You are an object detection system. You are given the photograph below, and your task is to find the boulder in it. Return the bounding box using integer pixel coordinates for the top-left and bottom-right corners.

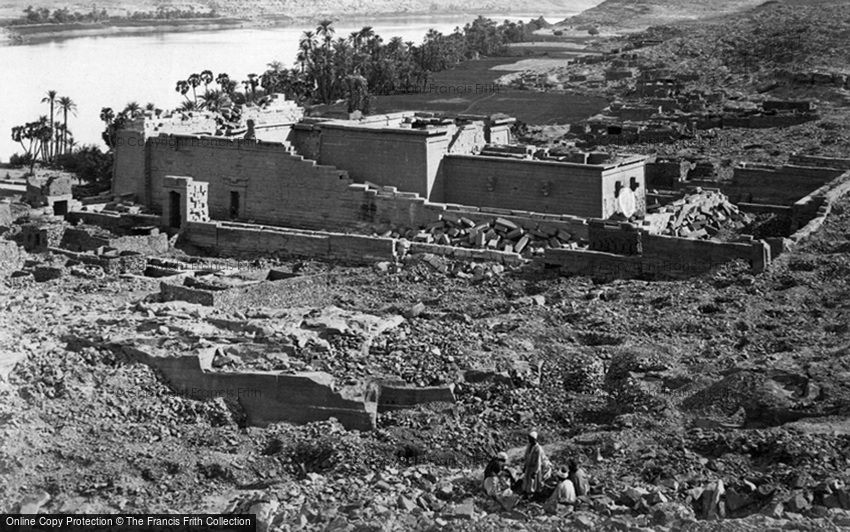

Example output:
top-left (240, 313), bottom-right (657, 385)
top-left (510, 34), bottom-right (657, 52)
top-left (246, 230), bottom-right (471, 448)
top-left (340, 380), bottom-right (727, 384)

top-left (248, 500), bottom-right (279, 532)
top-left (443, 498), bottom-right (475, 520)
top-left (651, 501), bottom-right (696, 525)
top-left (18, 491), bottom-right (51, 513)
top-left (33, 266), bottom-right (63, 282)
top-left (700, 480), bottom-right (725, 519)
top-left (786, 492), bottom-right (811, 513)
top-left (620, 486), bottom-right (650, 506)
top-left (725, 488), bottom-right (754, 512)
top-left (646, 491), bottom-right (668, 505)
top-left (435, 481), bottom-right (454, 500)
top-left (404, 302), bottom-right (426, 319)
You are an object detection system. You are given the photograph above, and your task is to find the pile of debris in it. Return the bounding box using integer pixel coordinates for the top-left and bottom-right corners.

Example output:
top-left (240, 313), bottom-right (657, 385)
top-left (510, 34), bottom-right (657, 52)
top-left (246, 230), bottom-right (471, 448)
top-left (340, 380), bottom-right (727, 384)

top-left (643, 189), bottom-right (753, 239)
top-left (388, 217), bottom-right (581, 255)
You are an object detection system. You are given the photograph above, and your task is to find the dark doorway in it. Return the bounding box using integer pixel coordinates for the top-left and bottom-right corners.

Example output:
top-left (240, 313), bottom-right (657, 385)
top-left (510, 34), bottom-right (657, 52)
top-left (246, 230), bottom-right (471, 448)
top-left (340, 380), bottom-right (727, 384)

top-left (52, 200), bottom-right (68, 216)
top-left (229, 191), bottom-right (240, 219)
top-left (169, 191), bottom-right (182, 229)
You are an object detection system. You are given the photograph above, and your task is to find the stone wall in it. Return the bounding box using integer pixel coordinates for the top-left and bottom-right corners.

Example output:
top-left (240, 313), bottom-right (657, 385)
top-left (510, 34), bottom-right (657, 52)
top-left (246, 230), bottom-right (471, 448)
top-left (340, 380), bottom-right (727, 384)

top-left (181, 221), bottom-right (397, 264)
top-left (788, 173), bottom-right (850, 238)
top-left (17, 223), bottom-right (66, 252)
top-left (646, 159), bottom-right (694, 188)
top-left (60, 228), bottom-right (168, 255)
top-left (160, 273), bottom-right (337, 309)
top-left (355, 184), bottom-right (592, 241)
top-left (146, 135), bottom-right (359, 231)
top-left (788, 154), bottom-right (850, 171)
top-left (442, 155), bottom-right (604, 218)
top-left (374, 382), bottom-right (456, 413)
top-left (544, 233), bottom-right (769, 280)
top-left (731, 164), bottom-right (844, 205)
top-left (112, 127), bottom-right (148, 200)
top-left (124, 346), bottom-right (377, 431)
top-left (543, 220), bottom-right (770, 279)
top-left (442, 155), bottom-right (645, 219)
top-left (311, 126), bottom-right (438, 199)
top-left (67, 211), bottom-right (162, 231)
top-left (51, 247), bottom-right (147, 274)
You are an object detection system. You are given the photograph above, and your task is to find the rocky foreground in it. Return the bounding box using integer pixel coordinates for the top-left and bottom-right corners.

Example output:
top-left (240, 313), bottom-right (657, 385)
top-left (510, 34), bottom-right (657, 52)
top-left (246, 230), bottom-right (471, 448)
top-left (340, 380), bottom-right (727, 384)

top-left (1, 192), bottom-right (850, 530)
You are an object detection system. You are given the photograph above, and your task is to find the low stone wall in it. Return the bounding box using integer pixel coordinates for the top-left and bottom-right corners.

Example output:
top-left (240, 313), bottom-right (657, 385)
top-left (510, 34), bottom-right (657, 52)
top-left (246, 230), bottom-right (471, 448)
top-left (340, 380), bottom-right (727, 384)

top-left (182, 221), bottom-right (397, 264)
top-left (788, 154), bottom-right (850, 171)
top-left (788, 173), bottom-right (850, 243)
top-left (50, 247), bottom-right (147, 274)
top-left (17, 223), bottom-right (66, 252)
top-left (542, 226), bottom-right (770, 280)
top-left (61, 227), bottom-right (168, 255)
top-left (123, 346), bottom-right (377, 431)
top-left (736, 203), bottom-right (792, 217)
top-left (67, 210), bottom-right (162, 231)
top-left (374, 382), bottom-right (456, 413)
top-left (160, 273), bottom-right (336, 308)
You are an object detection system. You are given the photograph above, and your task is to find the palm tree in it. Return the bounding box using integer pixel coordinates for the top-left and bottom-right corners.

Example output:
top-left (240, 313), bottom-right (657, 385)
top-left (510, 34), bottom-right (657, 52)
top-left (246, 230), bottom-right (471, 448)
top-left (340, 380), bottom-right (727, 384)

top-left (199, 89), bottom-right (227, 111)
top-left (187, 73), bottom-right (201, 102)
top-left (41, 90), bottom-right (57, 161)
top-left (200, 69), bottom-right (214, 89)
top-left (357, 26), bottom-right (374, 49)
top-left (100, 107), bottom-right (115, 124)
top-left (245, 74), bottom-right (259, 102)
top-left (297, 31), bottom-right (316, 73)
top-left (123, 101), bottom-right (142, 118)
top-left (215, 72), bottom-right (231, 92)
top-left (176, 80), bottom-right (191, 101)
top-left (267, 61), bottom-right (285, 73)
top-left (316, 19), bottom-right (335, 46)
top-left (57, 96), bottom-right (76, 155)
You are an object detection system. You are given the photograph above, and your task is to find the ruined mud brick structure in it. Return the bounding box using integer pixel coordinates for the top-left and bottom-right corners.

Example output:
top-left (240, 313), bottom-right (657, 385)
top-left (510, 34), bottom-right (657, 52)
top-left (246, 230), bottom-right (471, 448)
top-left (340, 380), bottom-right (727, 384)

top-left (24, 174), bottom-right (79, 215)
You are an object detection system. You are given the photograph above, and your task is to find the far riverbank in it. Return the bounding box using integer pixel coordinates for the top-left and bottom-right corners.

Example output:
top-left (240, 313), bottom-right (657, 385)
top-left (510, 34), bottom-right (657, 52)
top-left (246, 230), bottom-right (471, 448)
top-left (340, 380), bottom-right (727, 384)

top-left (0, 11), bottom-right (574, 46)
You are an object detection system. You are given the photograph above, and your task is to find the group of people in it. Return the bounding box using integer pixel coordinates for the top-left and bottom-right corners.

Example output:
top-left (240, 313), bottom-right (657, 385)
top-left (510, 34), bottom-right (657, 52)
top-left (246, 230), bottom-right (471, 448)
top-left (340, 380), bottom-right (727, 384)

top-left (482, 431), bottom-right (589, 513)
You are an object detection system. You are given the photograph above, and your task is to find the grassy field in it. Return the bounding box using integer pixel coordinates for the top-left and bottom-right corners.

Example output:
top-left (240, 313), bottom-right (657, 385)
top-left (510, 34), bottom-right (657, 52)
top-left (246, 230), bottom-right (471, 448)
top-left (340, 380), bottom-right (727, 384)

top-left (371, 56), bottom-right (607, 124)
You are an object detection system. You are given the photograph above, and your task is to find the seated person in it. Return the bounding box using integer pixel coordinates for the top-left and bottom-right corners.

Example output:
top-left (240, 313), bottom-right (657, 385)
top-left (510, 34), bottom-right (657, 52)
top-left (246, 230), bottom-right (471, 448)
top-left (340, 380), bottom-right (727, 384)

top-left (569, 459), bottom-right (590, 497)
top-left (545, 467), bottom-right (577, 513)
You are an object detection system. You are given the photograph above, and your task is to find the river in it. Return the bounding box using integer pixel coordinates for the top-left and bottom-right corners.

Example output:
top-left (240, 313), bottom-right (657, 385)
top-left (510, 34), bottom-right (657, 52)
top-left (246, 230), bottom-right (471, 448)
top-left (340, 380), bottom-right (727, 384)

top-left (0, 13), bottom-right (583, 160)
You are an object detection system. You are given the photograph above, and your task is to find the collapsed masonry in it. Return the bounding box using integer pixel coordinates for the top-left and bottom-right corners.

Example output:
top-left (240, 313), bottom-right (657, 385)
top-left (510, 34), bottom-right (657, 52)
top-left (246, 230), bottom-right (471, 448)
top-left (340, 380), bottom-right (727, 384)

top-left (114, 274), bottom-right (463, 431)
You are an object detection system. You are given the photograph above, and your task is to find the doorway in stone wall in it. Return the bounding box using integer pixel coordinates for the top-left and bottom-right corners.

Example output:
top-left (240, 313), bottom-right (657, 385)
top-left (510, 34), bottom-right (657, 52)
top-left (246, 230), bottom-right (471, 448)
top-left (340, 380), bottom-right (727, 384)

top-left (169, 191), bottom-right (182, 229)
top-left (229, 191), bottom-right (240, 219)
top-left (52, 200), bottom-right (68, 216)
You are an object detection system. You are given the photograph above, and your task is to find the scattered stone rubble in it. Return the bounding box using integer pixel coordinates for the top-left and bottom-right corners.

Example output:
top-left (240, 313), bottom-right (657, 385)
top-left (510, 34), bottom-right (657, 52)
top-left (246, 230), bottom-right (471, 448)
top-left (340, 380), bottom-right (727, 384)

top-left (643, 189), bottom-right (753, 239)
top-left (386, 215), bottom-right (582, 256)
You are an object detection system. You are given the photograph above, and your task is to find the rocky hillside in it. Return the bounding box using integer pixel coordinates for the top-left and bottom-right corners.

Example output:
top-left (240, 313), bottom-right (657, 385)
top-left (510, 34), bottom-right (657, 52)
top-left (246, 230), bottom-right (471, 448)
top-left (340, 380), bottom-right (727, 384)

top-left (559, 0), bottom-right (766, 30)
top-left (636, 0), bottom-right (850, 81)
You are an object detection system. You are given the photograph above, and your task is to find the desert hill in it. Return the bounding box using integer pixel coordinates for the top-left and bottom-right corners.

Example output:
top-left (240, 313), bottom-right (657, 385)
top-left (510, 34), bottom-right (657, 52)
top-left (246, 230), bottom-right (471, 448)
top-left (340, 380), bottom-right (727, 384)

top-left (559, 0), bottom-right (768, 30)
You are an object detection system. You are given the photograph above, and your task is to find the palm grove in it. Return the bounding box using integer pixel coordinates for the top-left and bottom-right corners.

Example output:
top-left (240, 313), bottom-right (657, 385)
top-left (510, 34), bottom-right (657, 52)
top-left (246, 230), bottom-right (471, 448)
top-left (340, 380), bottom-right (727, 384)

top-left (167, 16), bottom-right (548, 115)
